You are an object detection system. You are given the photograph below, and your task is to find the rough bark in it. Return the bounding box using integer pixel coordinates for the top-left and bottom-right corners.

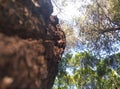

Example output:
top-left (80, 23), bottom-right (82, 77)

top-left (0, 0), bottom-right (66, 89)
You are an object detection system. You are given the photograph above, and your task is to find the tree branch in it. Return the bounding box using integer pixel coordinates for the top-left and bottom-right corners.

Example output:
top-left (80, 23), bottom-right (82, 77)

top-left (100, 26), bottom-right (120, 33)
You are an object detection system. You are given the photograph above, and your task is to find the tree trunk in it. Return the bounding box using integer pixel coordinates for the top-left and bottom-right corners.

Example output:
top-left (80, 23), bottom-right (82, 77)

top-left (0, 0), bottom-right (66, 89)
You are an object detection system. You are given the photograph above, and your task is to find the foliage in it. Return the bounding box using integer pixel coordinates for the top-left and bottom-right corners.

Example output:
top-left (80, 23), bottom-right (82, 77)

top-left (52, 0), bottom-right (120, 89)
top-left (78, 0), bottom-right (120, 54)
top-left (52, 0), bottom-right (120, 55)
top-left (53, 52), bottom-right (120, 89)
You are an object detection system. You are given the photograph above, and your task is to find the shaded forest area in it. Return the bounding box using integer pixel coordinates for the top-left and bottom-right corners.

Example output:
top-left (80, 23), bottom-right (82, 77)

top-left (0, 0), bottom-right (66, 89)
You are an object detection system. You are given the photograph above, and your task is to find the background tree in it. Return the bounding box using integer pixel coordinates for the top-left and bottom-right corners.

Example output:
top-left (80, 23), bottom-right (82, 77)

top-left (52, 0), bottom-right (120, 89)
top-left (78, 0), bottom-right (120, 54)
top-left (53, 52), bottom-right (120, 89)
top-left (52, 0), bottom-right (120, 55)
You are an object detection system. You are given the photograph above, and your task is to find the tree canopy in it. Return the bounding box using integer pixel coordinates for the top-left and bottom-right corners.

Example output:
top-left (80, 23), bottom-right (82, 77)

top-left (52, 0), bottom-right (120, 55)
top-left (52, 0), bottom-right (120, 89)
top-left (53, 52), bottom-right (120, 89)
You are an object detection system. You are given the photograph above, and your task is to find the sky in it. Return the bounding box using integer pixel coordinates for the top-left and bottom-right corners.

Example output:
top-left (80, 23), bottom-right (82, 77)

top-left (51, 0), bottom-right (93, 54)
top-left (51, 0), bottom-right (93, 37)
top-left (52, 0), bottom-right (92, 21)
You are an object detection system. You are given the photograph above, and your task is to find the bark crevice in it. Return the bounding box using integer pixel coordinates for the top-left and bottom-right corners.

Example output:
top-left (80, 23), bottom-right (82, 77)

top-left (0, 0), bottom-right (66, 89)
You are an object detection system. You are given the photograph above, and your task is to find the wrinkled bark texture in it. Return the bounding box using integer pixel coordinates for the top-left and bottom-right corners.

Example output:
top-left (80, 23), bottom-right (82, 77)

top-left (0, 0), bottom-right (66, 89)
